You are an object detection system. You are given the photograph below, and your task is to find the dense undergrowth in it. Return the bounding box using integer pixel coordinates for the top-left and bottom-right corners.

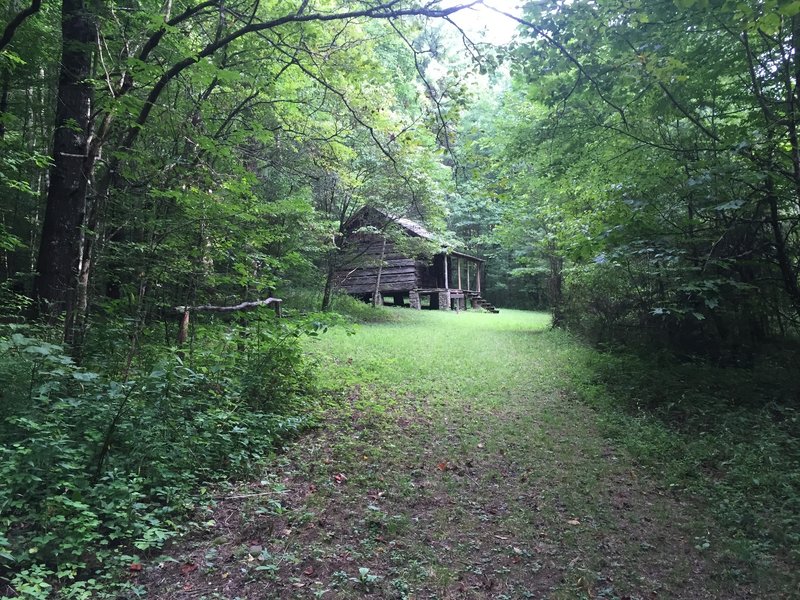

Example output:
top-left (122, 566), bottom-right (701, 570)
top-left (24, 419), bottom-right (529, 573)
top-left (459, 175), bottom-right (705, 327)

top-left (0, 313), bottom-right (321, 599)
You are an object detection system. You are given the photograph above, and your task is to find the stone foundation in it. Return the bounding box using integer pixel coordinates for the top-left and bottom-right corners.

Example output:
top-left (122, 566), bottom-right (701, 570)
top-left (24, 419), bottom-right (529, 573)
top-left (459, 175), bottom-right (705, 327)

top-left (409, 289), bottom-right (421, 310)
top-left (438, 290), bottom-right (451, 311)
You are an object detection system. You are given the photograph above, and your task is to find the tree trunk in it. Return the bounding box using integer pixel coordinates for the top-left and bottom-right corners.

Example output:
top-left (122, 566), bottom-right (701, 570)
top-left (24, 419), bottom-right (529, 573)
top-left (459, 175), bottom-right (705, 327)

top-left (547, 251), bottom-right (565, 328)
top-left (372, 237), bottom-right (386, 307)
top-left (0, 67), bottom-right (9, 140)
top-left (34, 0), bottom-right (95, 343)
top-left (321, 256), bottom-right (336, 312)
top-left (766, 177), bottom-right (800, 316)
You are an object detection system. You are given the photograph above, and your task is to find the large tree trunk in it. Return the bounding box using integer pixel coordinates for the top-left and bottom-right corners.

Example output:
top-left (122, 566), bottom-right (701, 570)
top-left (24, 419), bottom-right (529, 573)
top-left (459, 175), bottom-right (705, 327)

top-left (34, 0), bottom-right (95, 343)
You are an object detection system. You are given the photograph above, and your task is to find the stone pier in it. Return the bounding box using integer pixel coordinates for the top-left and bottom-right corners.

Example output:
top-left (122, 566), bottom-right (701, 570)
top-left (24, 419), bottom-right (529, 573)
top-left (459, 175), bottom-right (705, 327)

top-left (409, 289), bottom-right (421, 310)
top-left (438, 289), bottom-right (451, 311)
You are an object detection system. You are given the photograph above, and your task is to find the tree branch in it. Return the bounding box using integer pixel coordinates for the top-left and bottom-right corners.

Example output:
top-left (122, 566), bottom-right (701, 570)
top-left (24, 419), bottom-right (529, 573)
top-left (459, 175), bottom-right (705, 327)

top-left (119, 1), bottom-right (480, 153)
top-left (174, 297), bottom-right (282, 313)
top-left (488, 6), bottom-right (629, 127)
top-left (0, 0), bottom-right (41, 53)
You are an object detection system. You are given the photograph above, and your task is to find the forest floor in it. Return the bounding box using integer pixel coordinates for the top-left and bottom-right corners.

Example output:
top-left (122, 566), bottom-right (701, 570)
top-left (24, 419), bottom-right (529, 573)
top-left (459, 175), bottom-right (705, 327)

top-left (140, 310), bottom-right (796, 599)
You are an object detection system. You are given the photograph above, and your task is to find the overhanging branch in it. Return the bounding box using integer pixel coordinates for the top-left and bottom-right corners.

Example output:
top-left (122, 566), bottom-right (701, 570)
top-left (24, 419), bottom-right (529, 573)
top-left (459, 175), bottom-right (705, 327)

top-left (0, 0), bottom-right (42, 53)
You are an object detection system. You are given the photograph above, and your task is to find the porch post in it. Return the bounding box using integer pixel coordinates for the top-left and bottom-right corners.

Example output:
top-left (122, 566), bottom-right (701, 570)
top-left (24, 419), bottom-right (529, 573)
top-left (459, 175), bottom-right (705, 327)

top-left (477, 262), bottom-right (481, 294)
top-left (443, 254), bottom-right (449, 290)
top-left (457, 257), bottom-right (462, 290)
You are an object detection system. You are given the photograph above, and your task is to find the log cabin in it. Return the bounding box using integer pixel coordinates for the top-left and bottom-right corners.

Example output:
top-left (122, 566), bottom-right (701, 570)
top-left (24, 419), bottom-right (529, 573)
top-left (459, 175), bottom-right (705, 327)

top-left (334, 207), bottom-right (498, 312)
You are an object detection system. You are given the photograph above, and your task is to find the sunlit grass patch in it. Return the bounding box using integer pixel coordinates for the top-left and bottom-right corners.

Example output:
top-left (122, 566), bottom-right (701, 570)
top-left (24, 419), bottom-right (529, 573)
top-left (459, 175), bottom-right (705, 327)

top-left (305, 307), bottom-right (799, 596)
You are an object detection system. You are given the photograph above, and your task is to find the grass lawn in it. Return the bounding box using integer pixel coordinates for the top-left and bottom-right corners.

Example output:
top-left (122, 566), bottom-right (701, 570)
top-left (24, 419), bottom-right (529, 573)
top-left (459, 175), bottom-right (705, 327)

top-left (141, 309), bottom-right (798, 599)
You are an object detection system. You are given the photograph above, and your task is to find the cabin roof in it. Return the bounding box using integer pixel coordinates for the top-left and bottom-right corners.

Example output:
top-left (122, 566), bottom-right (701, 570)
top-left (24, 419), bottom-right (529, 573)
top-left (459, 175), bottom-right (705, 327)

top-left (451, 249), bottom-right (485, 263)
top-left (365, 207), bottom-right (437, 241)
top-left (393, 215), bottom-right (437, 241)
top-left (358, 206), bottom-right (484, 262)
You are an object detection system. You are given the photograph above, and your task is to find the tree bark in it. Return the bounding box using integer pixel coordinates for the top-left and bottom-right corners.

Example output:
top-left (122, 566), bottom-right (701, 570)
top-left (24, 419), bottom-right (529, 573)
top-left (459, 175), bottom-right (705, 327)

top-left (34, 0), bottom-right (95, 342)
top-left (548, 252), bottom-right (565, 328)
top-left (372, 237), bottom-right (387, 307)
top-left (766, 177), bottom-right (800, 316)
top-left (321, 257), bottom-right (336, 312)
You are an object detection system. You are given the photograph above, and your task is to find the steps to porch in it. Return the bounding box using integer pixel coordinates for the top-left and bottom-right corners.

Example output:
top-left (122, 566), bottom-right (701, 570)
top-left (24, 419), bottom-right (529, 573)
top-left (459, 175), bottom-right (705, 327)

top-left (466, 291), bottom-right (500, 313)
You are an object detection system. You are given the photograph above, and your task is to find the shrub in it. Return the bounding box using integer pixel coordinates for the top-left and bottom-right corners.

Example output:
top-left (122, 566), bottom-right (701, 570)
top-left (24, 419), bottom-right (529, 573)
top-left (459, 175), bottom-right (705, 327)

top-left (0, 319), bottom-right (316, 596)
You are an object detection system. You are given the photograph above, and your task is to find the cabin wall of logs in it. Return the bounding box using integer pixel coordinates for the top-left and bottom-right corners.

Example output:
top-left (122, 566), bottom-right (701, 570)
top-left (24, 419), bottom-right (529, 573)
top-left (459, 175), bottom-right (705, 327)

top-left (334, 235), bottom-right (496, 312)
top-left (333, 206), bottom-right (498, 312)
top-left (335, 235), bottom-right (420, 296)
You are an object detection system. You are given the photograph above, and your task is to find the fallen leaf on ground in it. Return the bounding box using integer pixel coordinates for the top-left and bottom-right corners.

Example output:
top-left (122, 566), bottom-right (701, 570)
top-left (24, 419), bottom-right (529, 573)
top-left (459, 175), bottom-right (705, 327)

top-left (334, 473), bottom-right (348, 483)
top-left (180, 563), bottom-right (197, 576)
top-left (129, 562), bottom-right (143, 572)
top-left (567, 519), bottom-right (581, 525)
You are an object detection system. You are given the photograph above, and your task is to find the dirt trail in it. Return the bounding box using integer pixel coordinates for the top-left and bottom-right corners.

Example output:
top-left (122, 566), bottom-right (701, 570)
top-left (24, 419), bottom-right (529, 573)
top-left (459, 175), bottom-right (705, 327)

top-left (141, 311), bottom-right (758, 599)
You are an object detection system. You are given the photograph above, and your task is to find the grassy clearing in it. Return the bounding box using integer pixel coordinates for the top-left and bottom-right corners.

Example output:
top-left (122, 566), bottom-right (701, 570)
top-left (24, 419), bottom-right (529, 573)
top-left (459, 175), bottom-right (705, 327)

top-left (141, 309), bottom-right (798, 599)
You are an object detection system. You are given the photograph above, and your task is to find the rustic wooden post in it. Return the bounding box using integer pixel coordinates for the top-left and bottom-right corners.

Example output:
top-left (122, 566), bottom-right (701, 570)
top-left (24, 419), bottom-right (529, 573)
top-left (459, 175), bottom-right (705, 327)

top-left (372, 237), bottom-right (387, 307)
top-left (457, 257), bottom-right (462, 290)
top-left (477, 262), bottom-right (481, 294)
top-left (177, 309), bottom-right (190, 346)
top-left (173, 297), bottom-right (282, 350)
top-left (443, 253), bottom-right (449, 290)
top-left (466, 261), bottom-right (471, 291)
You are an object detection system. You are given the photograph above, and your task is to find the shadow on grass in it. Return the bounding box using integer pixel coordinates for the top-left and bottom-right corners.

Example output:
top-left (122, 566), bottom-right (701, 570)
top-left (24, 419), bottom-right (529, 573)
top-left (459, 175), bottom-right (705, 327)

top-left (564, 339), bottom-right (800, 571)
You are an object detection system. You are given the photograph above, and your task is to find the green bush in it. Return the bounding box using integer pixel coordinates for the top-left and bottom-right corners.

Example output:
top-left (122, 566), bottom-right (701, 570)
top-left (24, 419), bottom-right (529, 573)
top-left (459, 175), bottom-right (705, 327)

top-left (282, 287), bottom-right (409, 323)
top-left (329, 293), bottom-right (410, 323)
top-left (0, 319), bottom-right (316, 597)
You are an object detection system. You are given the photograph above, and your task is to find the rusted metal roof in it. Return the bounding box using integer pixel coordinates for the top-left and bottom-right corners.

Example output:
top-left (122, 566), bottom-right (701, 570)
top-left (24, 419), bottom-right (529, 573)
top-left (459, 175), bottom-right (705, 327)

top-left (392, 215), bottom-right (437, 240)
top-left (450, 249), bottom-right (485, 262)
top-left (359, 206), bottom-right (483, 261)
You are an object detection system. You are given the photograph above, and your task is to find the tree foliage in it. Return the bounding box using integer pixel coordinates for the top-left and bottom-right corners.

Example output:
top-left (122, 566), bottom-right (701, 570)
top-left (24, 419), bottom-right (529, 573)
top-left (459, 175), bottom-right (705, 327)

top-left (0, 1), bottom-right (476, 594)
top-left (463, 0), bottom-right (800, 358)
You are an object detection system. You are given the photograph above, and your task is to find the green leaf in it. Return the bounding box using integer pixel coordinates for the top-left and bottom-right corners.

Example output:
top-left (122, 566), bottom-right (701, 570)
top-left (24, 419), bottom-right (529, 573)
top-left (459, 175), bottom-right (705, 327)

top-left (757, 12), bottom-right (782, 34)
top-left (778, 0), bottom-right (800, 16)
top-left (72, 372), bottom-right (100, 382)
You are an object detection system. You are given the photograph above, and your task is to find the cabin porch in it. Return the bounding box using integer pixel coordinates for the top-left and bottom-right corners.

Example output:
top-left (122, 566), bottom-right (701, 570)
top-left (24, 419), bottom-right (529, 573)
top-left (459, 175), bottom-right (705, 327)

top-left (405, 251), bottom-right (498, 313)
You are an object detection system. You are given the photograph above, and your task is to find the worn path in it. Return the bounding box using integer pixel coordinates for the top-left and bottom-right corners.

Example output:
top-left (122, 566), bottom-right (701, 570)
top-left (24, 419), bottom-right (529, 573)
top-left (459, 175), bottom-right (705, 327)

top-left (143, 310), bottom-right (758, 599)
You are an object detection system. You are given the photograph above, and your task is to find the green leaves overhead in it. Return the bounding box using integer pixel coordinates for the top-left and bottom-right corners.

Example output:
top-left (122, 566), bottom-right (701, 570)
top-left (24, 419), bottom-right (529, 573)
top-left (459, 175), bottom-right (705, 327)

top-left (456, 0), bottom-right (800, 351)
